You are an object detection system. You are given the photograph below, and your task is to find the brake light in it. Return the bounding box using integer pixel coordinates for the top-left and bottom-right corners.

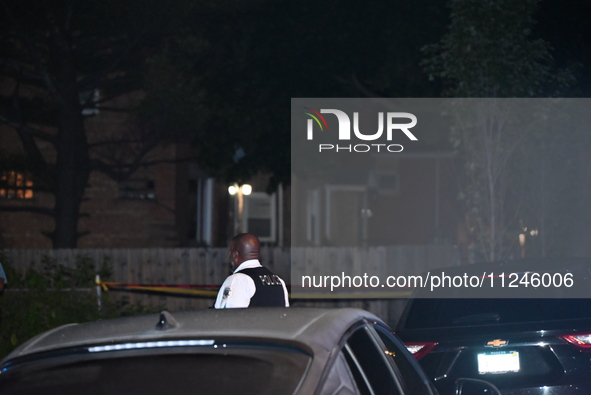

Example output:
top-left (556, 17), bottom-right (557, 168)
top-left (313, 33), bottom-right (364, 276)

top-left (404, 342), bottom-right (438, 360)
top-left (560, 332), bottom-right (591, 350)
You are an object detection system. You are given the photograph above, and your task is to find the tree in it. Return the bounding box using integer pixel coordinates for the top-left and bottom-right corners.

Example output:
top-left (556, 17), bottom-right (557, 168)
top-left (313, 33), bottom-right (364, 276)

top-left (423, 0), bottom-right (575, 261)
top-left (423, 0), bottom-right (572, 98)
top-left (514, 101), bottom-right (585, 257)
top-left (156, 0), bottom-right (448, 191)
top-left (0, 0), bottom-right (189, 247)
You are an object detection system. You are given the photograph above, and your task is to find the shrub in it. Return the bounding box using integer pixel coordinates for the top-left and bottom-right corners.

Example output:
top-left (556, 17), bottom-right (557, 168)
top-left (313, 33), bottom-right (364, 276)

top-left (0, 253), bottom-right (158, 359)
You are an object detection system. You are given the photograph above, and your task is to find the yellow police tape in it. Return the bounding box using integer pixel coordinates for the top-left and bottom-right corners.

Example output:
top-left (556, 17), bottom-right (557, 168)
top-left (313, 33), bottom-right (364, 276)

top-left (96, 280), bottom-right (412, 299)
top-left (96, 280), bottom-right (218, 297)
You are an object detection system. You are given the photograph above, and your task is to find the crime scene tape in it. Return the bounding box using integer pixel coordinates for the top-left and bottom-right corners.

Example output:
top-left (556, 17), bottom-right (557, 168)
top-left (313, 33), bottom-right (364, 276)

top-left (95, 279), bottom-right (412, 299)
top-left (96, 279), bottom-right (219, 297)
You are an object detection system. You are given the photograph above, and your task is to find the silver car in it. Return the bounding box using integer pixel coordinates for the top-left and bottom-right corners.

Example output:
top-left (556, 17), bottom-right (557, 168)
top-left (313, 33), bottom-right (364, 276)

top-left (0, 307), bottom-right (498, 394)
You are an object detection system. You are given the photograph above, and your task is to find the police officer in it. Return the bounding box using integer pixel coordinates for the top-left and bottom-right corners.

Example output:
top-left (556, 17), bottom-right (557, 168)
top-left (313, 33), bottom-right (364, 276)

top-left (214, 233), bottom-right (289, 308)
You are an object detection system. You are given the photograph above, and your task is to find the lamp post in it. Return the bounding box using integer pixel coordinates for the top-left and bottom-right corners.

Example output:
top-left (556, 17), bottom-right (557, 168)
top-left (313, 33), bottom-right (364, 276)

top-left (228, 183), bottom-right (252, 234)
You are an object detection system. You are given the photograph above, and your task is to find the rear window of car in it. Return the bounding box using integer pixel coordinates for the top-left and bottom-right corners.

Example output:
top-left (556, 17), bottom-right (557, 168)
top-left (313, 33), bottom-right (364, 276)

top-left (401, 298), bottom-right (591, 329)
top-left (0, 341), bottom-right (311, 395)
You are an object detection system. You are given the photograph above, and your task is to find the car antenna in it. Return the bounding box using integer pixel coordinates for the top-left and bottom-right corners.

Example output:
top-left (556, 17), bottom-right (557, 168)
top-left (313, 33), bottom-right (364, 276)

top-left (155, 311), bottom-right (179, 331)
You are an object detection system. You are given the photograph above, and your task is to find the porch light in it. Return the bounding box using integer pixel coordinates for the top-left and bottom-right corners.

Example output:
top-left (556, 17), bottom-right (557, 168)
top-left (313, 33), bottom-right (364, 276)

top-left (228, 184), bottom-right (252, 196)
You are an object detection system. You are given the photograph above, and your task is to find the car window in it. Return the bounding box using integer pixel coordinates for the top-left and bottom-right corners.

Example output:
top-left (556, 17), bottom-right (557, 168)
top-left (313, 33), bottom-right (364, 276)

top-left (373, 325), bottom-right (434, 395)
top-left (0, 342), bottom-right (311, 395)
top-left (341, 325), bottom-right (405, 395)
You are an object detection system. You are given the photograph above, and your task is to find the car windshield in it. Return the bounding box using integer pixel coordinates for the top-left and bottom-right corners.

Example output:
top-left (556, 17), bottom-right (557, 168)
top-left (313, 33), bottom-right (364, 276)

top-left (0, 340), bottom-right (312, 395)
top-left (402, 298), bottom-right (591, 329)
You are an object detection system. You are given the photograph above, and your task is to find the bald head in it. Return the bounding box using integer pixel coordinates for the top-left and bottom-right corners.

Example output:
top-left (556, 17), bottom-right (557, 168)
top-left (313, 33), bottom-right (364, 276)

top-left (229, 233), bottom-right (261, 269)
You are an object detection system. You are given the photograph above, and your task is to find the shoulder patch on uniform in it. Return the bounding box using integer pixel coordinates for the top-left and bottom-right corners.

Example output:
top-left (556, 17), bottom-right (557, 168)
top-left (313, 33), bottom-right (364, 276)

top-left (222, 286), bottom-right (232, 301)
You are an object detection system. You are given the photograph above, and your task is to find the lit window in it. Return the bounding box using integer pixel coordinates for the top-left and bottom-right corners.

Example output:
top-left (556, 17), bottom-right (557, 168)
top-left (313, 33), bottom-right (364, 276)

top-left (0, 171), bottom-right (34, 199)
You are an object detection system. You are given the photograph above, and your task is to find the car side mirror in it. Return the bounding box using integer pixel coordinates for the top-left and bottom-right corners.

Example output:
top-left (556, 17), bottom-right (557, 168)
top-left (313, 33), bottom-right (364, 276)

top-left (454, 378), bottom-right (502, 395)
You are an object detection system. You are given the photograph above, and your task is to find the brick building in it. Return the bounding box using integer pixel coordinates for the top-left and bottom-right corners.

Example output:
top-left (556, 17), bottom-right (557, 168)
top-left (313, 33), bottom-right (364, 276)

top-left (0, 88), bottom-right (289, 249)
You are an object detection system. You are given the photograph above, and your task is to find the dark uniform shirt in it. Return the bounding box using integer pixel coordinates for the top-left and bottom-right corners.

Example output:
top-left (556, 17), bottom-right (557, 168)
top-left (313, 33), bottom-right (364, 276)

top-left (239, 267), bottom-right (286, 307)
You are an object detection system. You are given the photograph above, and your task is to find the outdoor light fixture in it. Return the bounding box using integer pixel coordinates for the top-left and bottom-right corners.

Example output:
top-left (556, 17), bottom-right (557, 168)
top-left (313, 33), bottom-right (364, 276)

top-left (240, 184), bottom-right (252, 195)
top-left (228, 183), bottom-right (253, 234)
top-left (228, 184), bottom-right (252, 196)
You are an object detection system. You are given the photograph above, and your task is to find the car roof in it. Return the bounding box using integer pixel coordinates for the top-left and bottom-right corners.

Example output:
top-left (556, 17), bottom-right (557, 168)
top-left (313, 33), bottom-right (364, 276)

top-left (435, 257), bottom-right (591, 275)
top-left (4, 307), bottom-right (382, 362)
top-left (412, 257), bottom-right (591, 298)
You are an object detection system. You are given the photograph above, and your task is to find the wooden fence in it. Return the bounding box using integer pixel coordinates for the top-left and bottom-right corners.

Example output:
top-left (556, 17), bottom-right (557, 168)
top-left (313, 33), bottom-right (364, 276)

top-left (2, 245), bottom-right (460, 325)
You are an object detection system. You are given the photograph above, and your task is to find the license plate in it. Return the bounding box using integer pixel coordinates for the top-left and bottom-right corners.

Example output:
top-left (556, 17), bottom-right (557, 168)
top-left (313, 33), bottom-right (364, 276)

top-left (477, 351), bottom-right (520, 374)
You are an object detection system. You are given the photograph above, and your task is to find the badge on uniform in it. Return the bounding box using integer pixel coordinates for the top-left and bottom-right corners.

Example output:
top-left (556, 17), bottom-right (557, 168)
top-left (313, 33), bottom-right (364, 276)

top-left (222, 286), bottom-right (232, 301)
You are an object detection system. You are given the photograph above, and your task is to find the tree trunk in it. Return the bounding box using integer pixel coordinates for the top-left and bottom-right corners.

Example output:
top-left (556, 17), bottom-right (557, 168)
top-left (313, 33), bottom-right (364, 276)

top-left (53, 114), bottom-right (89, 248)
top-left (51, 28), bottom-right (91, 248)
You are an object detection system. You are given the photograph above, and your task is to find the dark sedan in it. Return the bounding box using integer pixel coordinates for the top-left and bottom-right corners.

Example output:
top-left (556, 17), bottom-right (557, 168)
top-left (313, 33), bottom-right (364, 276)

top-left (396, 258), bottom-right (591, 395)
